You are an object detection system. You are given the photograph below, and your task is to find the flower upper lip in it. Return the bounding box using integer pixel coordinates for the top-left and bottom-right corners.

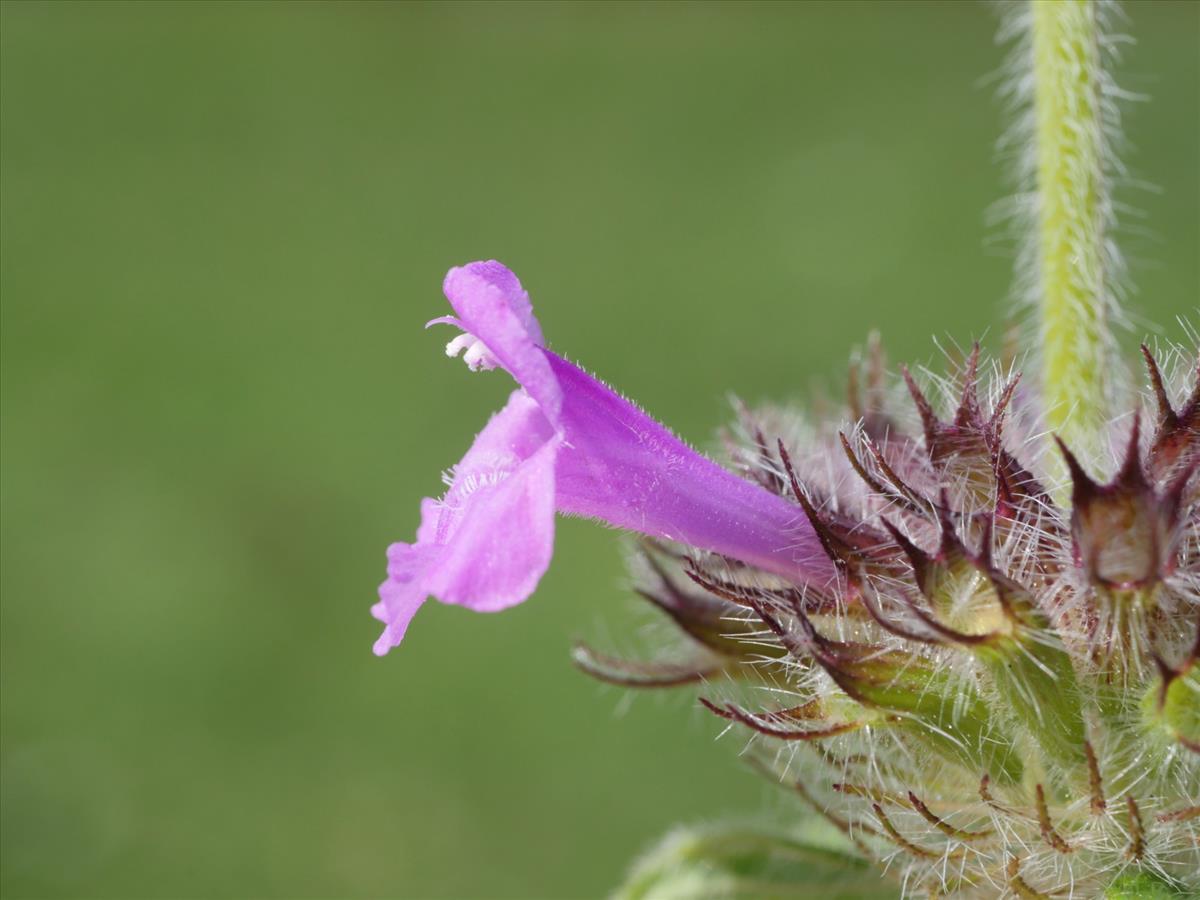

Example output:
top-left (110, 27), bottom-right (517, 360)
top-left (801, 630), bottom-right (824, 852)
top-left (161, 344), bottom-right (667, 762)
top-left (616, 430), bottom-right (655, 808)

top-left (438, 261), bottom-right (560, 421)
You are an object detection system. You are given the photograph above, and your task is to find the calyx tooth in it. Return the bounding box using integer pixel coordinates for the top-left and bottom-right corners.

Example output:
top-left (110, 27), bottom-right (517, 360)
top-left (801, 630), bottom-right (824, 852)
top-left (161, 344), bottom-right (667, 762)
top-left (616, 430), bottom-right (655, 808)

top-left (1058, 416), bottom-right (1186, 590)
top-left (1142, 345), bottom-right (1200, 483)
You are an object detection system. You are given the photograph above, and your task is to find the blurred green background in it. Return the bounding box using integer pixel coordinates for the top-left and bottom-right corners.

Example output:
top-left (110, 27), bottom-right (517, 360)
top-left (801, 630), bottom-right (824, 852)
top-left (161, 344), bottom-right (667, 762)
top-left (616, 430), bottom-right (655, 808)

top-left (1, 1), bottom-right (1195, 897)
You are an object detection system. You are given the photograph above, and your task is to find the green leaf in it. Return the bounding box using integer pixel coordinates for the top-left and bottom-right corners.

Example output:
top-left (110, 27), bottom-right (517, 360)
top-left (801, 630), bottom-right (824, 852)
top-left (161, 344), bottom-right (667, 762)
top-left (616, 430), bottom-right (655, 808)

top-left (613, 821), bottom-right (896, 900)
top-left (1104, 871), bottom-right (1194, 899)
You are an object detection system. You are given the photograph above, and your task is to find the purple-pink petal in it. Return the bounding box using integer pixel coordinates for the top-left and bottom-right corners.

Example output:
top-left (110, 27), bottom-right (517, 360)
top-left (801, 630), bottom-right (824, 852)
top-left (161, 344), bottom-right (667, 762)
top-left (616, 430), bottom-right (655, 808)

top-left (373, 391), bottom-right (561, 656)
top-left (373, 260), bottom-right (833, 655)
top-left (547, 352), bottom-right (830, 582)
top-left (423, 391), bottom-right (558, 610)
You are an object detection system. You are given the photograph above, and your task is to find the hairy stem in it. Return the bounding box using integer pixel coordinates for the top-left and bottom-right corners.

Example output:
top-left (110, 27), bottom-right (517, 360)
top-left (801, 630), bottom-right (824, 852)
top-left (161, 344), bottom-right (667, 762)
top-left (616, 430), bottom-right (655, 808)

top-left (1030, 0), bottom-right (1113, 453)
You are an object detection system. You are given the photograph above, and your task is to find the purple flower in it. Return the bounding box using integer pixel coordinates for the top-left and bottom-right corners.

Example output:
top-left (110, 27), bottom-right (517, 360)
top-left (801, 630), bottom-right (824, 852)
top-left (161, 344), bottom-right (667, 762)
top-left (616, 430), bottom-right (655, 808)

top-left (372, 261), bottom-right (833, 655)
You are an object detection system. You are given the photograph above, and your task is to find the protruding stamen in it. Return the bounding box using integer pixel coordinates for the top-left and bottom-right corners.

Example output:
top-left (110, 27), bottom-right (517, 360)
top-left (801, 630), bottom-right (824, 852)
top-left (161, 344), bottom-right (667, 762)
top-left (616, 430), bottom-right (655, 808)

top-left (444, 332), bottom-right (475, 359)
top-left (443, 331), bottom-right (498, 371)
top-left (461, 339), bottom-right (495, 371)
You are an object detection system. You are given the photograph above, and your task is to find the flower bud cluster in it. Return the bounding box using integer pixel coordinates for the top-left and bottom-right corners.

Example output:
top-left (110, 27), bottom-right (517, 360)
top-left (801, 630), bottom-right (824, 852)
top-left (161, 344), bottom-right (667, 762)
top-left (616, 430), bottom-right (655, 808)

top-left (578, 341), bottom-right (1199, 897)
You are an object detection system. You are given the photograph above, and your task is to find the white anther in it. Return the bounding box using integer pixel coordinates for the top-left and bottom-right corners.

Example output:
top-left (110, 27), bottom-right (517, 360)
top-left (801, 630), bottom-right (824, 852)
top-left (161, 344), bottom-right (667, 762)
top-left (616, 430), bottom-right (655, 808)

top-left (462, 340), bottom-right (497, 371)
top-left (445, 330), bottom-right (498, 371)
top-left (445, 333), bottom-right (475, 359)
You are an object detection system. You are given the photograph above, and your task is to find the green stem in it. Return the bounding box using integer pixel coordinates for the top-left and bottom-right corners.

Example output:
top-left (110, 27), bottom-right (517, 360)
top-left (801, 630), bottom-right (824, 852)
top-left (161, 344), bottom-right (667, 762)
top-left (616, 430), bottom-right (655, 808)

top-left (1030, 0), bottom-right (1112, 454)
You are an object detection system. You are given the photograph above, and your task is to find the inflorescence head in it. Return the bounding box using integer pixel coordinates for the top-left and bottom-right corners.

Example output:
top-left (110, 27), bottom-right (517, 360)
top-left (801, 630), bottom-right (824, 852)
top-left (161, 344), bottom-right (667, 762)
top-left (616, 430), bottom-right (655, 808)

top-left (577, 340), bottom-right (1199, 897)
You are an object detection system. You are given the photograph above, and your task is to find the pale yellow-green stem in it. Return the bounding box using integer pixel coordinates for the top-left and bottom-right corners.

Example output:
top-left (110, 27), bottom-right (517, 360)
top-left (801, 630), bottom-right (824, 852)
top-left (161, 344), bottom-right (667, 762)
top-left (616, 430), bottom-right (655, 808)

top-left (1031, 0), bottom-right (1113, 456)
